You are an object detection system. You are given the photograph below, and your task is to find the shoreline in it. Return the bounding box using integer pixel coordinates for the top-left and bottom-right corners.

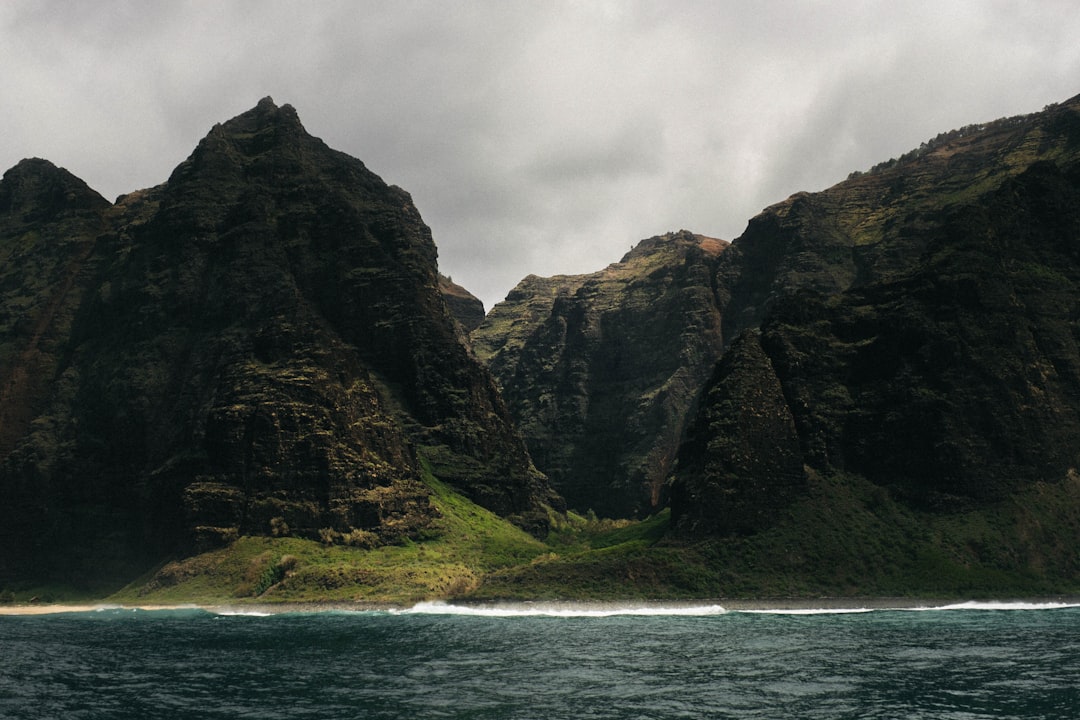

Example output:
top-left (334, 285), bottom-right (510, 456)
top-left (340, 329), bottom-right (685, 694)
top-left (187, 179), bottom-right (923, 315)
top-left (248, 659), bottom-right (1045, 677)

top-left (3, 596), bottom-right (1080, 617)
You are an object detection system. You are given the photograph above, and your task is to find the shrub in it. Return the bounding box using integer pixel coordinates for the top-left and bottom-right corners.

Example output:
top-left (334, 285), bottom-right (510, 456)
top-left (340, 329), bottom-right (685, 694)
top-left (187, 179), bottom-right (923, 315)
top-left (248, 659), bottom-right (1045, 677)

top-left (342, 529), bottom-right (378, 548)
top-left (250, 555), bottom-right (297, 597)
top-left (270, 516), bottom-right (290, 537)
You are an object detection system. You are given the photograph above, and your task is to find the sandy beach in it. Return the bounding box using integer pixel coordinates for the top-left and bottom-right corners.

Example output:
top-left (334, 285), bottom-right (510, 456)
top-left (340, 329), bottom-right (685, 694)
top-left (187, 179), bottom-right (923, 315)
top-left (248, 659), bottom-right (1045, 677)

top-left (3, 596), bottom-right (1079, 617)
top-left (0, 603), bottom-right (201, 616)
top-left (0, 601), bottom-right (394, 616)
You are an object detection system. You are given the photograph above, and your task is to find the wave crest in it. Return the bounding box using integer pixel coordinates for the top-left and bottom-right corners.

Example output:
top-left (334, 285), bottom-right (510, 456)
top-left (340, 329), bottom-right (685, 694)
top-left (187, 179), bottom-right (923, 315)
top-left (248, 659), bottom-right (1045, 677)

top-left (399, 601), bottom-right (730, 617)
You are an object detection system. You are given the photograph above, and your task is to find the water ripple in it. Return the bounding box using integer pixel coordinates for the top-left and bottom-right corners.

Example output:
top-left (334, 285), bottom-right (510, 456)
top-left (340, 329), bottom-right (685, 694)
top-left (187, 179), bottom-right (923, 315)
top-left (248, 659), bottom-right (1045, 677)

top-left (1, 605), bottom-right (1077, 719)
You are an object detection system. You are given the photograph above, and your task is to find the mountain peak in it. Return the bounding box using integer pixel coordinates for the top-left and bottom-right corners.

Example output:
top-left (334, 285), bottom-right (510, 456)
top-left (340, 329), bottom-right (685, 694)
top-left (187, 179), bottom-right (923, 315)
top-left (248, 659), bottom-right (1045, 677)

top-left (221, 96), bottom-right (303, 134)
top-left (166, 98), bottom-right (320, 188)
top-left (209, 96), bottom-right (307, 149)
top-left (0, 157), bottom-right (109, 220)
top-left (619, 230), bottom-right (728, 264)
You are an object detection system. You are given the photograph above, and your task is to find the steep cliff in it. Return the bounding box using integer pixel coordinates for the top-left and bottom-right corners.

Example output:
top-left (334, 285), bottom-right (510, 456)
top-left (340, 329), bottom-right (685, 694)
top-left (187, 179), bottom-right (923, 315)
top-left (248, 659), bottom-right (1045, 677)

top-left (473, 231), bottom-right (727, 517)
top-left (0, 159), bottom-right (110, 458)
top-left (0, 98), bottom-right (554, 586)
top-left (439, 274), bottom-right (485, 335)
top-left (672, 93), bottom-right (1080, 534)
top-left (668, 331), bottom-right (804, 535)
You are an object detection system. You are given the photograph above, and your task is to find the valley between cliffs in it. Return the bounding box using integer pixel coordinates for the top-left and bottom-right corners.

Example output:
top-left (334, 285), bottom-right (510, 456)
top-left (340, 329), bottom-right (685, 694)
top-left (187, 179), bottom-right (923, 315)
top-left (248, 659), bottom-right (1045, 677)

top-left (3, 94), bottom-right (1080, 605)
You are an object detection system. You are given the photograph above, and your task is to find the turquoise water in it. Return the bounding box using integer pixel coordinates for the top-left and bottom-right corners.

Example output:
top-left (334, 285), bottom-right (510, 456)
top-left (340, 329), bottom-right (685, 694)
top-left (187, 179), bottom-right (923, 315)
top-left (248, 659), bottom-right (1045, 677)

top-left (1, 601), bottom-right (1078, 719)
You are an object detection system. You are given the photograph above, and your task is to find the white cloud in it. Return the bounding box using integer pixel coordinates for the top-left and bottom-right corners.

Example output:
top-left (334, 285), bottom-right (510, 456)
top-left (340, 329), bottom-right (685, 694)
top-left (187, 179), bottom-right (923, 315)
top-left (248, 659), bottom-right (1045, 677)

top-left (2, 0), bottom-right (1079, 308)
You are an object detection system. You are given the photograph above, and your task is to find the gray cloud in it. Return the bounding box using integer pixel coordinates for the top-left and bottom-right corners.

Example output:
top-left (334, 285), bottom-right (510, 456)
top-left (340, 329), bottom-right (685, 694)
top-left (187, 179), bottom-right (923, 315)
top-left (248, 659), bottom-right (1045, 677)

top-left (3, 0), bottom-right (1079, 309)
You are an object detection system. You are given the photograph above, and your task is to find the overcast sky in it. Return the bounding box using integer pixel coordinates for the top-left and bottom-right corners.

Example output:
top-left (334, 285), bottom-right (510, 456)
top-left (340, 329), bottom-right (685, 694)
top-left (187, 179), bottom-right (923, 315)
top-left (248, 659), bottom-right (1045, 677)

top-left (3, 1), bottom-right (1080, 309)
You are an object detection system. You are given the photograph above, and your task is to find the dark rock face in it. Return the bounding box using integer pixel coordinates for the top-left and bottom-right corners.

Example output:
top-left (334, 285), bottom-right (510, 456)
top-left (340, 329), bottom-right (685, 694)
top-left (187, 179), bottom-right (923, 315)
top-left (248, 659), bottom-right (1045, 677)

top-left (0, 98), bottom-right (554, 584)
top-left (472, 231), bottom-right (727, 517)
top-left (0, 159), bottom-right (110, 458)
top-left (439, 274), bottom-right (485, 334)
top-left (671, 94), bottom-right (1080, 533)
top-left (669, 331), bottom-right (804, 535)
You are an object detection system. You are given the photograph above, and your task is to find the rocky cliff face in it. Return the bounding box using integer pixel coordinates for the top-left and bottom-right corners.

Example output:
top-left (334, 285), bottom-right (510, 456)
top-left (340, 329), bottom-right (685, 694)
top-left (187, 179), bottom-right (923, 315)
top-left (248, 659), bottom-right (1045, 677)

top-left (472, 231), bottom-right (727, 517)
top-left (0, 98), bottom-right (554, 584)
top-left (669, 331), bottom-right (804, 535)
top-left (0, 159), bottom-right (110, 459)
top-left (671, 93), bottom-right (1080, 534)
top-left (439, 274), bottom-right (485, 335)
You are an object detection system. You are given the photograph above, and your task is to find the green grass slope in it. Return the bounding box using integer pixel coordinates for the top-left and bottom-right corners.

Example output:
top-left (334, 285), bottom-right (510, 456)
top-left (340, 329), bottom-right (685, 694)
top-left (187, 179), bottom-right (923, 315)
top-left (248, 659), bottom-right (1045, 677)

top-left (105, 469), bottom-right (549, 605)
top-left (472, 469), bottom-right (1080, 602)
top-left (72, 465), bottom-right (1078, 607)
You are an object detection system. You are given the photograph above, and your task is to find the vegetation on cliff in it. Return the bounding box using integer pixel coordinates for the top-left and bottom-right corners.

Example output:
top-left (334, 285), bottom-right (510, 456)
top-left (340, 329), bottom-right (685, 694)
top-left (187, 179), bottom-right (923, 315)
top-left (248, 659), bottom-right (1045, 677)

top-left (10, 462), bottom-right (1076, 604)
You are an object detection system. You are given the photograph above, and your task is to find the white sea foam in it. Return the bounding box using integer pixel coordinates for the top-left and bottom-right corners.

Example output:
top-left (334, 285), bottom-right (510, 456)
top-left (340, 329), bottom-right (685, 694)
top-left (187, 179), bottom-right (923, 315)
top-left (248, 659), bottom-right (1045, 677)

top-left (740, 600), bottom-right (1080, 614)
top-left (912, 600), bottom-right (1080, 612)
top-left (400, 600), bottom-right (729, 617)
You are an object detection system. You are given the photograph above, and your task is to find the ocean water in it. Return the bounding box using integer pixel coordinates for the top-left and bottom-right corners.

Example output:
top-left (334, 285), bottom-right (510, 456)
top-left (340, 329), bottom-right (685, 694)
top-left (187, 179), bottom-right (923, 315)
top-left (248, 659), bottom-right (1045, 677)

top-left (1, 601), bottom-right (1078, 719)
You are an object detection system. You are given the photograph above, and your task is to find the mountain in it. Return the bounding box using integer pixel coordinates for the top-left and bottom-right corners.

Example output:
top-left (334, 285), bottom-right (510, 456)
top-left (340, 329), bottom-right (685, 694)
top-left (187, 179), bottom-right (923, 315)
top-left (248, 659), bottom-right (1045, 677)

top-left (462, 93), bottom-right (1080, 600)
top-left (472, 231), bottom-right (727, 517)
top-left (0, 98), bottom-right (556, 587)
top-left (671, 93), bottom-right (1080, 535)
top-left (5, 92), bottom-right (1080, 602)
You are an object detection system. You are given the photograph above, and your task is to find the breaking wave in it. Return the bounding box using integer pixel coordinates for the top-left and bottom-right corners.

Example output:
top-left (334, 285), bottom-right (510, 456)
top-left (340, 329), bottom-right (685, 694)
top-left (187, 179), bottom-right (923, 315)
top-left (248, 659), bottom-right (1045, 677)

top-left (913, 600), bottom-right (1080, 612)
top-left (398, 600), bottom-right (730, 617)
top-left (397, 598), bottom-right (1080, 617)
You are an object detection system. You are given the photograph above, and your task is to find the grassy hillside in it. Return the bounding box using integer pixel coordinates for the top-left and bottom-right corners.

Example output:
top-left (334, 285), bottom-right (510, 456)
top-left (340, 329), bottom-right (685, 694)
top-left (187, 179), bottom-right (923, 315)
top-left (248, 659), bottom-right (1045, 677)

top-left (99, 469), bottom-right (546, 605)
top-left (470, 472), bottom-right (1080, 602)
top-left (0, 464), bottom-right (1063, 607)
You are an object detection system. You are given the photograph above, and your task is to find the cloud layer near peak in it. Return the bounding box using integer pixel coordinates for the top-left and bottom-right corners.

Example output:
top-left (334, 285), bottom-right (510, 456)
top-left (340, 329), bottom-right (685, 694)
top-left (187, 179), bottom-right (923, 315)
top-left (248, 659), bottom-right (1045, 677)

top-left (3, 0), bottom-right (1079, 308)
